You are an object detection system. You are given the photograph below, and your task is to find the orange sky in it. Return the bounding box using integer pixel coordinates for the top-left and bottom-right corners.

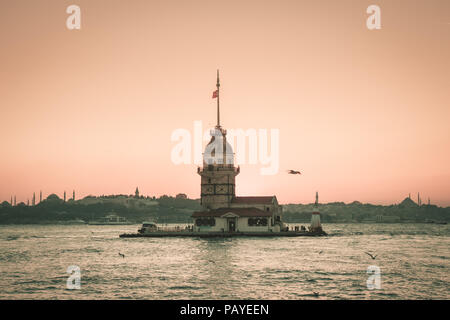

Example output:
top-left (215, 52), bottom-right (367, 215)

top-left (1, 0), bottom-right (449, 206)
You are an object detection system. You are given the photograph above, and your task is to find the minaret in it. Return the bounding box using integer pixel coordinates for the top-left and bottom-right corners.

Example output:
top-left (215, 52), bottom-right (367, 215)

top-left (14, 196), bottom-right (16, 206)
top-left (64, 191), bottom-right (66, 202)
top-left (135, 187), bottom-right (140, 198)
top-left (32, 192), bottom-right (36, 206)
top-left (40, 190), bottom-right (42, 203)
top-left (428, 197), bottom-right (430, 205)
top-left (10, 196), bottom-right (13, 206)
top-left (310, 191), bottom-right (323, 233)
top-left (73, 190), bottom-right (75, 201)
top-left (198, 70), bottom-right (239, 210)
top-left (27, 199), bottom-right (29, 206)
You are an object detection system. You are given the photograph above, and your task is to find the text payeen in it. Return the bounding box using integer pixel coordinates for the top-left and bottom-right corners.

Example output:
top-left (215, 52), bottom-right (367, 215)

top-left (225, 304), bottom-right (269, 315)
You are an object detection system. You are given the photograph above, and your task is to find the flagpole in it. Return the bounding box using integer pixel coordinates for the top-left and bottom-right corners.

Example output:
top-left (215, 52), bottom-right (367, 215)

top-left (216, 69), bottom-right (220, 128)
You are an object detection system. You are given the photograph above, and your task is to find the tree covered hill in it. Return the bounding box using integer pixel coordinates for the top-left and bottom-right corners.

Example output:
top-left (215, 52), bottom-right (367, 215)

top-left (283, 197), bottom-right (450, 223)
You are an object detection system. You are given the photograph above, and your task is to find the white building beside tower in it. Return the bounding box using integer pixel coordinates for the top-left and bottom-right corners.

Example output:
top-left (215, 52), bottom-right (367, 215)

top-left (192, 71), bottom-right (284, 233)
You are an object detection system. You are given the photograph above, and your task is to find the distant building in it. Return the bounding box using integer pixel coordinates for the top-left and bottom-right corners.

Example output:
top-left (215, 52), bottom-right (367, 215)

top-left (400, 197), bottom-right (417, 207)
top-left (135, 187), bottom-right (140, 198)
top-left (376, 215), bottom-right (400, 223)
top-left (176, 193), bottom-right (188, 199)
top-left (46, 194), bottom-right (62, 202)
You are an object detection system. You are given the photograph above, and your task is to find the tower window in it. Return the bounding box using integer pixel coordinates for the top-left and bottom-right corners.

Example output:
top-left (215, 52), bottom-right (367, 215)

top-left (208, 178), bottom-right (211, 184)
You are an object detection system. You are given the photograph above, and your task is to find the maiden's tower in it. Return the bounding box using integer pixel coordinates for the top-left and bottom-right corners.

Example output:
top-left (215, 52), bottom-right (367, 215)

top-left (192, 71), bottom-right (284, 233)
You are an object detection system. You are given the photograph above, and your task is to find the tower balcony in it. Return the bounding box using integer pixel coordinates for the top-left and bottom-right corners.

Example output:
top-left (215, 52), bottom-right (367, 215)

top-left (198, 165), bottom-right (240, 174)
top-left (210, 128), bottom-right (226, 136)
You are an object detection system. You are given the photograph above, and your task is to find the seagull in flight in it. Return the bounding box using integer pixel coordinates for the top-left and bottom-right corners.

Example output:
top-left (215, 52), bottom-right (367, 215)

top-left (287, 170), bottom-right (301, 175)
top-left (365, 252), bottom-right (377, 260)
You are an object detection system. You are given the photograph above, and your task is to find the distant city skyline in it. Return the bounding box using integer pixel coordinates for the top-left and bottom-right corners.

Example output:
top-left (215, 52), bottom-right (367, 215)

top-left (3, 188), bottom-right (441, 207)
top-left (1, 1), bottom-right (449, 206)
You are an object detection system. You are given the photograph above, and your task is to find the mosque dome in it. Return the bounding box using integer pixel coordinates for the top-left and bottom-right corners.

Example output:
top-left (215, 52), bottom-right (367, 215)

top-left (203, 128), bottom-right (234, 165)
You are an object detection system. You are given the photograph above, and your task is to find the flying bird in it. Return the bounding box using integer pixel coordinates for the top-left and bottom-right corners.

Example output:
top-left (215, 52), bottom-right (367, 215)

top-left (364, 252), bottom-right (377, 260)
top-left (287, 170), bottom-right (301, 175)
top-left (118, 252), bottom-right (125, 258)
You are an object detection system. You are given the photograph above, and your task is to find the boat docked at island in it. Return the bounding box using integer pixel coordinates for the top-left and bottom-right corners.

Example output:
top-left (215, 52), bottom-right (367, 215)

top-left (138, 221), bottom-right (158, 233)
top-left (89, 214), bottom-right (133, 225)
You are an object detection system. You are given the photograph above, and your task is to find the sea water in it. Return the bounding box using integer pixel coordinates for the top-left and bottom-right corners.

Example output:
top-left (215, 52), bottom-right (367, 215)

top-left (0, 223), bottom-right (448, 299)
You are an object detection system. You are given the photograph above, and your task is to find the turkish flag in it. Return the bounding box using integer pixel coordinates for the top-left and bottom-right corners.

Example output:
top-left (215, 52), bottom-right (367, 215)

top-left (212, 90), bottom-right (218, 98)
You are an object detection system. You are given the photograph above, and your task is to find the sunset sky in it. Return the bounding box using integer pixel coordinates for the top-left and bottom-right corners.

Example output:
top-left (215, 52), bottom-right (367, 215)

top-left (1, 0), bottom-right (449, 206)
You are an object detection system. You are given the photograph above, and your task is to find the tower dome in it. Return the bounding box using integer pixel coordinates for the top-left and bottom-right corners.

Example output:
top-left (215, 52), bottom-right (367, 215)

top-left (203, 127), bottom-right (234, 165)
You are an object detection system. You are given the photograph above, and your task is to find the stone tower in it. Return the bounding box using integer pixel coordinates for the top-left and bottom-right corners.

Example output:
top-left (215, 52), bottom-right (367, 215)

top-left (198, 70), bottom-right (239, 210)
